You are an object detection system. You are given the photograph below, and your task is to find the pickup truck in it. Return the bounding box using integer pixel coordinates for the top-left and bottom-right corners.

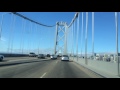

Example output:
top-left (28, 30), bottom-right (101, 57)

top-left (0, 55), bottom-right (4, 61)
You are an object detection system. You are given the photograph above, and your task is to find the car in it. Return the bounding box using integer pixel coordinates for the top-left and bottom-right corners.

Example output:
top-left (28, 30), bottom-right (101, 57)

top-left (29, 52), bottom-right (36, 57)
top-left (50, 55), bottom-right (57, 59)
top-left (57, 55), bottom-right (62, 57)
top-left (47, 54), bottom-right (50, 57)
top-left (61, 55), bottom-right (69, 61)
top-left (38, 54), bottom-right (45, 59)
top-left (0, 55), bottom-right (4, 61)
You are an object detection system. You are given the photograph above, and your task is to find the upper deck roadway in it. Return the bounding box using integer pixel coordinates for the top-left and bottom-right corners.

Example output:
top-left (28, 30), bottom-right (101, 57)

top-left (0, 57), bottom-right (103, 78)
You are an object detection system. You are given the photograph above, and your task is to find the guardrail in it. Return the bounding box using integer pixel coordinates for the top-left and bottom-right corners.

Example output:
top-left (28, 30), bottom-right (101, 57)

top-left (0, 53), bottom-right (29, 57)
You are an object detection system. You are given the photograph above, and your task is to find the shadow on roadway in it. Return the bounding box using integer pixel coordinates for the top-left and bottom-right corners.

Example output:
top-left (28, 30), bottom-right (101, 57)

top-left (0, 59), bottom-right (54, 67)
top-left (0, 60), bottom-right (9, 62)
top-left (61, 60), bottom-right (73, 62)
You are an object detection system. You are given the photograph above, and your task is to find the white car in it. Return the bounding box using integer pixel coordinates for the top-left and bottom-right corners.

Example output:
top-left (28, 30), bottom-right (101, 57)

top-left (50, 55), bottom-right (57, 59)
top-left (61, 55), bottom-right (69, 61)
top-left (0, 55), bottom-right (4, 61)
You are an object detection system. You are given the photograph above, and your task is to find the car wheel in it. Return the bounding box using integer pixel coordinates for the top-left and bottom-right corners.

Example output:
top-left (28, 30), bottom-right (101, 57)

top-left (0, 57), bottom-right (3, 61)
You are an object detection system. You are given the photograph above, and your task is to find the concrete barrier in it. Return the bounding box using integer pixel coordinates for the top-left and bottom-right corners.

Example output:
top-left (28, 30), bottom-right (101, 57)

top-left (70, 57), bottom-right (120, 78)
top-left (0, 53), bottom-right (29, 57)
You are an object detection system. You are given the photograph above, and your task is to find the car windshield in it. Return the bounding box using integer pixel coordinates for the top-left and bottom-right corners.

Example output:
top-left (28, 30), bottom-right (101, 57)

top-left (63, 55), bottom-right (68, 57)
top-left (30, 53), bottom-right (35, 54)
top-left (39, 54), bottom-right (43, 55)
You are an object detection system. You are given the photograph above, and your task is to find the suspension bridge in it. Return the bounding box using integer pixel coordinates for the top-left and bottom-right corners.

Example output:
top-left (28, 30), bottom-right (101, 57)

top-left (0, 12), bottom-right (119, 78)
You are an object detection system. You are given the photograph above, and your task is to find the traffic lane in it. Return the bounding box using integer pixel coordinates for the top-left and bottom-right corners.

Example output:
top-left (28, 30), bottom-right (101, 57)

top-left (44, 60), bottom-right (103, 78)
top-left (0, 58), bottom-right (50, 67)
top-left (0, 58), bottom-right (103, 78)
top-left (0, 59), bottom-right (56, 78)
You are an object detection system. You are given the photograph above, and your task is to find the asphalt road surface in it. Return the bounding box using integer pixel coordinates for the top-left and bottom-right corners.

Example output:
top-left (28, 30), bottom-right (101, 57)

top-left (0, 58), bottom-right (104, 78)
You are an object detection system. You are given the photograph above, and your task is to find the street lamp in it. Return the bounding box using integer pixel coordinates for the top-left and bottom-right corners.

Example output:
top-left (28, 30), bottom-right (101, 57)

top-left (0, 12), bottom-right (11, 39)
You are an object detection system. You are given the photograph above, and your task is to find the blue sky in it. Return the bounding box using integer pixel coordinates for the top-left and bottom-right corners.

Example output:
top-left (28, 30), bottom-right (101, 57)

top-left (0, 12), bottom-right (119, 54)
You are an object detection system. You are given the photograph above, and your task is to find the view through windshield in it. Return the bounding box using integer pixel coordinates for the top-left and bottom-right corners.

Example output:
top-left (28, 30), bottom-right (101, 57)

top-left (0, 12), bottom-right (120, 78)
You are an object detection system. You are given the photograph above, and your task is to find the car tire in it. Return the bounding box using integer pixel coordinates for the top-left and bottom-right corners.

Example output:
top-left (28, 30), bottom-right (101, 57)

top-left (0, 57), bottom-right (3, 61)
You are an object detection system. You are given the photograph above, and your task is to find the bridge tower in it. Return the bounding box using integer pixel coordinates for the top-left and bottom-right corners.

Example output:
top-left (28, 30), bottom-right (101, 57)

top-left (54, 21), bottom-right (68, 55)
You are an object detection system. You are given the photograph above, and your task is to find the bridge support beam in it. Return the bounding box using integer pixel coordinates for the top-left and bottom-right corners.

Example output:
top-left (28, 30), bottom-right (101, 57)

top-left (63, 23), bottom-right (68, 55)
top-left (54, 22), bottom-right (68, 55)
top-left (54, 22), bottom-right (58, 55)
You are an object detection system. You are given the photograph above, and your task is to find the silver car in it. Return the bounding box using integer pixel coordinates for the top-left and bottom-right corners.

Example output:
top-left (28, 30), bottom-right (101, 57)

top-left (29, 52), bottom-right (36, 57)
top-left (61, 55), bottom-right (69, 61)
top-left (50, 55), bottom-right (57, 59)
top-left (38, 54), bottom-right (45, 59)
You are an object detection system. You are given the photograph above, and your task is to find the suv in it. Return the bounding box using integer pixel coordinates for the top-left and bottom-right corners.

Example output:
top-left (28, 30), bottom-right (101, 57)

top-left (0, 55), bottom-right (4, 61)
top-left (29, 52), bottom-right (36, 57)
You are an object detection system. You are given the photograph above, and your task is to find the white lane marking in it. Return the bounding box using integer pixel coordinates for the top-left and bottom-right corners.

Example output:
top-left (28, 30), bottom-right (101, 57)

top-left (40, 73), bottom-right (47, 78)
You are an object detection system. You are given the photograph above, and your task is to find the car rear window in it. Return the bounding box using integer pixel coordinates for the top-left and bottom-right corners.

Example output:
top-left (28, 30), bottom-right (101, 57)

top-left (30, 53), bottom-right (35, 54)
top-left (63, 55), bottom-right (68, 57)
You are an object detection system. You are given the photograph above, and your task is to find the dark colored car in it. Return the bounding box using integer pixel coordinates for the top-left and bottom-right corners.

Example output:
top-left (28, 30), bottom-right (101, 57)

top-left (47, 54), bottom-right (50, 57)
top-left (0, 55), bottom-right (4, 61)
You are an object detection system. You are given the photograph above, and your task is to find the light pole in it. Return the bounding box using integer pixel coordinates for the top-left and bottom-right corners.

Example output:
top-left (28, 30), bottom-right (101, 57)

top-left (0, 12), bottom-right (11, 40)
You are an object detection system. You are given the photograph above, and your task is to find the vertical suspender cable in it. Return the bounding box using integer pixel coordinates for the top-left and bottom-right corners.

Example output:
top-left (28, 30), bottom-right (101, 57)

top-left (35, 24), bottom-right (37, 54)
top-left (72, 22), bottom-right (74, 60)
top-left (10, 15), bottom-right (16, 54)
top-left (85, 12), bottom-right (88, 65)
top-left (71, 24), bottom-right (73, 55)
top-left (8, 14), bottom-right (13, 53)
top-left (21, 19), bottom-right (24, 54)
top-left (74, 20), bottom-right (76, 60)
top-left (76, 13), bottom-right (80, 61)
top-left (30, 22), bottom-right (32, 52)
top-left (38, 26), bottom-right (41, 54)
top-left (20, 19), bottom-right (24, 53)
top-left (92, 12), bottom-right (94, 60)
top-left (22, 19), bottom-right (26, 54)
top-left (115, 12), bottom-right (119, 76)
top-left (27, 22), bottom-right (29, 53)
top-left (36, 24), bottom-right (39, 55)
top-left (70, 26), bottom-right (72, 56)
top-left (0, 13), bottom-right (8, 40)
top-left (81, 12), bottom-right (84, 57)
